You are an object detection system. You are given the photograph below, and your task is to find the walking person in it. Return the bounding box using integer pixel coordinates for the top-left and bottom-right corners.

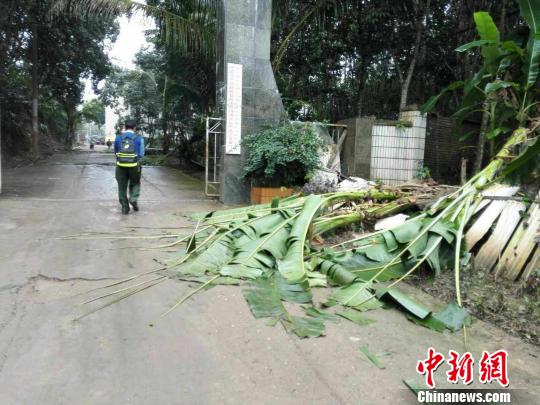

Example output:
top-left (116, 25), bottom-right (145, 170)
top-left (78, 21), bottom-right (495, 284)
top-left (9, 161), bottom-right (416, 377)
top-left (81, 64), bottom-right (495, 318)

top-left (115, 120), bottom-right (145, 214)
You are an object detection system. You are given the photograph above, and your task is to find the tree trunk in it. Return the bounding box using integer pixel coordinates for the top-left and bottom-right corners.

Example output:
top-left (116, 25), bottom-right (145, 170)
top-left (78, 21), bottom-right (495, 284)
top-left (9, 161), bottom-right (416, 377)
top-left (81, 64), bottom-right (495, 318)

top-left (499, 0), bottom-right (507, 37)
top-left (455, 2), bottom-right (472, 81)
top-left (399, 0), bottom-right (430, 112)
top-left (416, 6), bottom-right (429, 102)
top-left (355, 58), bottom-right (366, 117)
top-left (355, 1), bottom-right (365, 117)
top-left (400, 34), bottom-right (421, 111)
top-left (65, 108), bottom-right (76, 146)
top-left (162, 75), bottom-right (170, 154)
top-left (460, 158), bottom-right (467, 185)
top-left (473, 102), bottom-right (489, 174)
top-left (31, 23), bottom-right (39, 160)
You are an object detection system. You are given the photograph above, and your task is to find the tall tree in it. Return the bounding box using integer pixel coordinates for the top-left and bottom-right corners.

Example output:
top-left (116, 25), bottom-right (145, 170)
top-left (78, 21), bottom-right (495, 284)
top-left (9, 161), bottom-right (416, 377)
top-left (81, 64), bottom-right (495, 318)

top-left (0, 0), bottom-right (118, 157)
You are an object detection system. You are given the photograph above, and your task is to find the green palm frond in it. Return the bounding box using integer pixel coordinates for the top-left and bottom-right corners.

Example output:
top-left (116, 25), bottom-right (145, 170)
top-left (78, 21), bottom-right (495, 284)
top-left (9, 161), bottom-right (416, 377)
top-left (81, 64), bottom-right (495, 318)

top-left (50, 0), bottom-right (219, 55)
top-left (272, 0), bottom-right (329, 72)
top-left (271, 0), bottom-right (354, 72)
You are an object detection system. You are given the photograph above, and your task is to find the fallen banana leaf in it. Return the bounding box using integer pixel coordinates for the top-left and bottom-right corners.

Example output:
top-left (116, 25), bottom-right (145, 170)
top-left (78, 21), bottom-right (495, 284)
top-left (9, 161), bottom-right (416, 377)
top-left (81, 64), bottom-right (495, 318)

top-left (281, 315), bottom-right (325, 338)
top-left (303, 306), bottom-right (339, 322)
top-left (431, 302), bottom-right (472, 331)
top-left (277, 195), bottom-right (325, 282)
top-left (376, 288), bottom-right (431, 320)
top-left (359, 346), bottom-right (386, 369)
top-left (407, 313), bottom-right (447, 332)
top-left (306, 270), bottom-right (328, 287)
top-left (78, 129), bottom-right (536, 342)
top-left (242, 274), bottom-right (325, 338)
top-left (403, 379), bottom-right (428, 395)
top-left (325, 281), bottom-right (383, 312)
top-left (243, 277), bottom-right (284, 319)
top-left (276, 274), bottom-right (312, 303)
top-left (336, 309), bottom-right (376, 326)
top-left (407, 302), bottom-right (472, 332)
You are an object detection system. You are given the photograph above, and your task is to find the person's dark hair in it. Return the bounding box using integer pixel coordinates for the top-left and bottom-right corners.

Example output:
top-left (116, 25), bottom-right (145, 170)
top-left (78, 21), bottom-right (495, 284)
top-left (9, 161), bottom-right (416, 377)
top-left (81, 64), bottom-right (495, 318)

top-left (125, 120), bottom-right (137, 130)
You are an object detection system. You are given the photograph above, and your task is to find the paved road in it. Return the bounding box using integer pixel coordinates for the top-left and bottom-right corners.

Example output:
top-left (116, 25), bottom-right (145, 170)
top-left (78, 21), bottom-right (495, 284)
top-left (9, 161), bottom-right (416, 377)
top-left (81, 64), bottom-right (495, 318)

top-left (0, 150), bottom-right (539, 404)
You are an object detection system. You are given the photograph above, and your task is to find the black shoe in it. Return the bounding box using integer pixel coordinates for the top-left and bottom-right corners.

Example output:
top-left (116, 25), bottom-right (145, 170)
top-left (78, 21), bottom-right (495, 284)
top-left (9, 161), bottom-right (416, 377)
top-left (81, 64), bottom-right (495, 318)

top-left (122, 206), bottom-right (130, 215)
top-left (130, 201), bottom-right (139, 211)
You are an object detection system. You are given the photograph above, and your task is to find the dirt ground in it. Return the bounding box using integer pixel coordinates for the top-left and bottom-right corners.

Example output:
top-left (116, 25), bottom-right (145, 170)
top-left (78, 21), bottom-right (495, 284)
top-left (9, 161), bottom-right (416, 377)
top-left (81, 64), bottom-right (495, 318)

top-left (408, 264), bottom-right (540, 346)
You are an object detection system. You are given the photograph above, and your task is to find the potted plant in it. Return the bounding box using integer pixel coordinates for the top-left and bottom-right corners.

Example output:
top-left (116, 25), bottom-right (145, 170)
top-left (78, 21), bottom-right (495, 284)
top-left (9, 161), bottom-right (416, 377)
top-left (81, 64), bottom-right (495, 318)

top-left (243, 123), bottom-right (326, 203)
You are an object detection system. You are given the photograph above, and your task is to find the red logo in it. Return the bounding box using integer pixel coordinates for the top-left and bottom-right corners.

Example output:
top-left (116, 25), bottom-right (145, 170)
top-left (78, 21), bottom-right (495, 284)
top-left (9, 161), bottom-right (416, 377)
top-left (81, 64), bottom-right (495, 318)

top-left (446, 350), bottom-right (474, 385)
top-left (416, 347), bottom-right (445, 388)
top-left (416, 348), bottom-right (509, 388)
top-left (479, 350), bottom-right (509, 387)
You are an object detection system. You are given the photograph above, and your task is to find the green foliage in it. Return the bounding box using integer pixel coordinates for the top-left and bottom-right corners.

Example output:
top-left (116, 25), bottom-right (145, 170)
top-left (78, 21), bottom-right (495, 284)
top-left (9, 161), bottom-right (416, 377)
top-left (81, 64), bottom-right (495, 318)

top-left (81, 99), bottom-right (105, 128)
top-left (414, 164), bottom-right (432, 180)
top-left (139, 154), bottom-right (168, 166)
top-left (430, 302), bottom-right (472, 332)
top-left (277, 195), bottom-right (325, 282)
top-left (243, 274), bottom-right (326, 338)
top-left (376, 288), bottom-right (430, 319)
top-left (100, 67), bottom-right (162, 135)
top-left (274, 1), bottom-right (518, 121)
top-left (0, 0), bottom-right (117, 153)
top-left (319, 215), bottom-right (457, 284)
top-left (243, 123), bottom-right (326, 187)
top-left (424, 5), bottom-right (540, 129)
top-left (98, 7), bottom-right (215, 156)
top-left (359, 346), bottom-right (386, 369)
top-left (53, 0), bottom-right (517, 125)
top-left (408, 302), bottom-right (472, 332)
top-left (325, 281), bottom-right (383, 311)
top-left (518, 0), bottom-right (540, 89)
top-left (422, 3), bottom-right (540, 179)
top-left (335, 310), bottom-right (375, 326)
top-left (473, 11), bottom-right (501, 73)
top-left (304, 306), bottom-right (338, 321)
top-left (50, 0), bottom-right (215, 157)
top-left (502, 135), bottom-right (540, 183)
top-left (51, 0), bottom-right (218, 57)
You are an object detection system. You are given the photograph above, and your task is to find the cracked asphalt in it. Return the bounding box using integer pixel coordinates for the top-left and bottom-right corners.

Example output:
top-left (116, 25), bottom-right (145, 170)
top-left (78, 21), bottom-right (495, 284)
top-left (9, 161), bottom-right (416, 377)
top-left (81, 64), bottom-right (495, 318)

top-left (0, 149), bottom-right (539, 404)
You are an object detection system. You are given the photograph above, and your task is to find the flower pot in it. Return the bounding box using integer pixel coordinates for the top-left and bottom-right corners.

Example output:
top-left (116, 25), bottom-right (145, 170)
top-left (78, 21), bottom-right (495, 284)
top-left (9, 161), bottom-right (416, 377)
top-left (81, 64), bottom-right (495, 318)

top-left (250, 186), bottom-right (293, 204)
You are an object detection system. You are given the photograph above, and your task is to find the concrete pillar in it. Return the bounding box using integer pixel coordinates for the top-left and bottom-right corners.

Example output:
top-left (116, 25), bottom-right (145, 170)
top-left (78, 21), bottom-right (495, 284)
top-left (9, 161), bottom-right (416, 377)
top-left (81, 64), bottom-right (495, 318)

top-left (338, 117), bottom-right (374, 179)
top-left (217, 0), bottom-right (287, 204)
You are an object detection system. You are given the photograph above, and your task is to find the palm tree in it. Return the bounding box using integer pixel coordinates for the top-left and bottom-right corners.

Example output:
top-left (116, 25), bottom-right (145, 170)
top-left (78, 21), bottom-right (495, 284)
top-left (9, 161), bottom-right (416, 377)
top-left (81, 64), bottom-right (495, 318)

top-left (50, 0), bottom-right (219, 55)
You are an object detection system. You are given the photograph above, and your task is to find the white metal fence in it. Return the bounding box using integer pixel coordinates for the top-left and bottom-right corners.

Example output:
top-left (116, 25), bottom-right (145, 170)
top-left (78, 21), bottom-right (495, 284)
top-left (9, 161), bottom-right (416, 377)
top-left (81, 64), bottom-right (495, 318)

top-left (370, 111), bottom-right (427, 185)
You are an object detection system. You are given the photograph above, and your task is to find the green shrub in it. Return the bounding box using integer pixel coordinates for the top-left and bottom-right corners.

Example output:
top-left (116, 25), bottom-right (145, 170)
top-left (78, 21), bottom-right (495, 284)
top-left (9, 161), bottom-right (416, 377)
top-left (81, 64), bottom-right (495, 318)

top-left (140, 154), bottom-right (167, 166)
top-left (243, 123), bottom-right (326, 187)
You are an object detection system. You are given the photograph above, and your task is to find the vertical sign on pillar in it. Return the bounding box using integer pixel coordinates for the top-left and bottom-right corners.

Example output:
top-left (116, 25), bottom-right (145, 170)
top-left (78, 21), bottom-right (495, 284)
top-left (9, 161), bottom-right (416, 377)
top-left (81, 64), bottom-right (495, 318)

top-left (225, 63), bottom-right (243, 154)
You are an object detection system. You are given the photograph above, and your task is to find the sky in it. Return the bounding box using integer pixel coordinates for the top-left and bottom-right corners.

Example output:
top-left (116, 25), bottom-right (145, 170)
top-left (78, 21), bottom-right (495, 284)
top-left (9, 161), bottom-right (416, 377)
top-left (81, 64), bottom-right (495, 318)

top-left (83, 12), bottom-right (155, 136)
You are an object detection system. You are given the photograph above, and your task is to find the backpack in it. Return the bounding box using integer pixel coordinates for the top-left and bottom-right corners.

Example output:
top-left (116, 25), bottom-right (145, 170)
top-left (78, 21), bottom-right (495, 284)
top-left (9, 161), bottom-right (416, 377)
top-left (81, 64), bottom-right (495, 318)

top-left (120, 135), bottom-right (136, 154)
top-left (116, 133), bottom-right (139, 166)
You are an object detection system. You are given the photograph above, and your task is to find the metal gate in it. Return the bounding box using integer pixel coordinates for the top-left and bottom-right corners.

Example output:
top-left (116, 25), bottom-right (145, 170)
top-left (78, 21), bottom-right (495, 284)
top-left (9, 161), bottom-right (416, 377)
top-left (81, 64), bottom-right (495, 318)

top-left (205, 117), bottom-right (224, 197)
